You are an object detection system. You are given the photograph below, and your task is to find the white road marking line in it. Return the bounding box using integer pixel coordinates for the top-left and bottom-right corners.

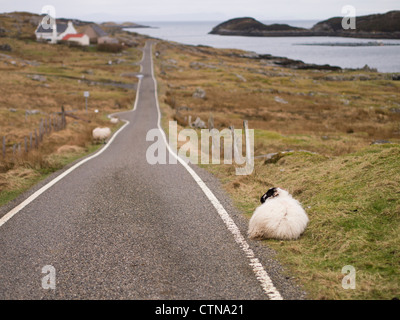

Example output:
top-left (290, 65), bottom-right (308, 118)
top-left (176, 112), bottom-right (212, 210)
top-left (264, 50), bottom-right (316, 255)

top-left (133, 76), bottom-right (142, 111)
top-left (0, 49), bottom-right (147, 228)
top-left (0, 121), bottom-right (129, 228)
top-left (149, 42), bottom-right (283, 300)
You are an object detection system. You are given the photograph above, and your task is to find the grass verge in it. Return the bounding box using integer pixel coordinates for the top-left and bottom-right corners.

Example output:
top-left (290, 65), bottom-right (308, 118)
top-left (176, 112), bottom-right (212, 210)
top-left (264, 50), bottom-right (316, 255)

top-left (0, 15), bottom-right (145, 206)
top-left (153, 40), bottom-right (400, 300)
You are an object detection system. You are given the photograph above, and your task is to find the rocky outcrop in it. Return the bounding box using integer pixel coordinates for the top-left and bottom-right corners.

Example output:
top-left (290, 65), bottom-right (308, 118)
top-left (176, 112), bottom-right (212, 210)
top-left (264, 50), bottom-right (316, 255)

top-left (101, 21), bottom-right (150, 29)
top-left (0, 44), bottom-right (12, 51)
top-left (209, 17), bottom-right (309, 37)
top-left (226, 52), bottom-right (342, 71)
top-left (192, 87), bottom-right (206, 99)
top-left (312, 10), bottom-right (400, 32)
top-left (310, 10), bottom-right (400, 39)
top-left (210, 11), bottom-right (400, 39)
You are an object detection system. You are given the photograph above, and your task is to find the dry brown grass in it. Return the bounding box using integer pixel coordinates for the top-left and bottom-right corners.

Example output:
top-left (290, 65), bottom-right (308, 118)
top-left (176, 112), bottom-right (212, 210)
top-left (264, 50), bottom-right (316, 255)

top-left (154, 40), bottom-right (400, 300)
top-left (0, 23), bottom-right (145, 199)
top-left (154, 41), bottom-right (400, 157)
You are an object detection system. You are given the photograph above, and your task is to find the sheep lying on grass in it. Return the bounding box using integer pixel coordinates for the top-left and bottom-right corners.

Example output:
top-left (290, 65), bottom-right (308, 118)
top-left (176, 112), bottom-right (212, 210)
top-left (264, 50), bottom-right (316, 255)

top-left (248, 187), bottom-right (309, 240)
top-left (92, 127), bottom-right (111, 144)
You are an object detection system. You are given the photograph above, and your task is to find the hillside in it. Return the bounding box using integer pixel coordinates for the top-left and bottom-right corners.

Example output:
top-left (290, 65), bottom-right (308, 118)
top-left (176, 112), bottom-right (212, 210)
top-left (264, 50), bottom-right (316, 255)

top-left (0, 11), bottom-right (147, 40)
top-left (312, 10), bottom-right (400, 33)
top-left (0, 11), bottom-right (96, 39)
top-left (209, 17), bottom-right (309, 36)
top-left (210, 11), bottom-right (400, 39)
top-left (0, 11), bottom-right (146, 205)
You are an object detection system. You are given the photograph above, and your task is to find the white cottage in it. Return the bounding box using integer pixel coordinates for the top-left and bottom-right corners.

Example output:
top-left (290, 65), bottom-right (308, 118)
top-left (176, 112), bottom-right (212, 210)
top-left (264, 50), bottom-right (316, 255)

top-left (35, 21), bottom-right (77, 43)
top-left (62, 33), bottom-right (90, 46)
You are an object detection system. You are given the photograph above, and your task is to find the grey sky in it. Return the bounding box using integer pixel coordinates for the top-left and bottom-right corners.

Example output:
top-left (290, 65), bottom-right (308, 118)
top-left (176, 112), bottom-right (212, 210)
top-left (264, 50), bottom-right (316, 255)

top-left (1, 0), bottom-right (400, 21)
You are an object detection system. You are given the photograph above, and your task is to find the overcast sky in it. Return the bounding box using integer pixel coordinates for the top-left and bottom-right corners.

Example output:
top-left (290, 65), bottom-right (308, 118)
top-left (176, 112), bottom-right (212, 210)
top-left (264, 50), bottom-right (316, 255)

top-left (1, 0), bottom-right (400, 22)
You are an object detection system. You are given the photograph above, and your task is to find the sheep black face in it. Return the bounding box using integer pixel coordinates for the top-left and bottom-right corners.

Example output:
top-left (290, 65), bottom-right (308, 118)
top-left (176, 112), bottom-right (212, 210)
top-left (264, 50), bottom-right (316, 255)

top-left (250, 187), bottom-right (309, 240)
top-left (260, 187), bottom-right (278, 204)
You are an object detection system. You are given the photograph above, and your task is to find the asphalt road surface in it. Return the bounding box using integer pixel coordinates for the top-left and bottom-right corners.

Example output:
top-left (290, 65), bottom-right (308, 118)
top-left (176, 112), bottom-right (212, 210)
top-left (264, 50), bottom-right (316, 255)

top-left (0, 41), bottom-right (306, 300)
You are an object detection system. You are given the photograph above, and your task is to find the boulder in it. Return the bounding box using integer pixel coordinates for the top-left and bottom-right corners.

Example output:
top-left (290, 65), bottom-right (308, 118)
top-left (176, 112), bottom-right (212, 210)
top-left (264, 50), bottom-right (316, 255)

top-left (189, 61), bottom-right (217, 70)
top-left (235, 73), bottom-right (247, 82)
top-left (274, 96), bottom-right (288, 104)
top-left (192, 87), bottom-right (206, 99)
top-left (0, 44), bottom-right (12, 52)
top-left (371, 140), bottom-right (392, 145)
top-left (25, 109), bottom-right (40, 115)
top-left (191, 117), bottom-right (206, 129)
top-left (28, 74), bottom-right (47, 82)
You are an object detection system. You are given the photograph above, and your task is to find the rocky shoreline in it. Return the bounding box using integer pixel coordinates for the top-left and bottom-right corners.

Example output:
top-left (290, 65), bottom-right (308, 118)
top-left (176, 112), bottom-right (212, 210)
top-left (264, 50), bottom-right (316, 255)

top-left (221, 50), bottom-right (342, 71)
top-left (217, 46), bottom-right (400, 76)
top-left (211, 29), bottom-right (400, 39)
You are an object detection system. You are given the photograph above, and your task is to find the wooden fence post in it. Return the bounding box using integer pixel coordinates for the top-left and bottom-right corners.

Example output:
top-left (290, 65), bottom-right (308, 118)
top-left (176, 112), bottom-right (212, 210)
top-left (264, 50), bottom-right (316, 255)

top-left (39, 119), bottom-right (43, 142)
top-left (230, 125), bottom-right (245, 165)
top-left (243, 120), bottom-right (250, 164)
top-left (230, 125), bottom-right (237, 161)
top-left (35, 129), bottom-right (38, 148)
top-left (61, 106), bottom-right (66, 129)
top-left (208, 115), bottom-right (214, 130)
top-left (2, 110), bottom-right (70, 162)
top-left (2, 136), bottom-right (5, 159)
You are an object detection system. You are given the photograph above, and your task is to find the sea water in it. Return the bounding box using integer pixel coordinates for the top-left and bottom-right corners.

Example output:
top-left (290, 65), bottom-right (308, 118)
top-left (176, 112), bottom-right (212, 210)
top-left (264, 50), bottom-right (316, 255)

top-left (128, 20), bottom-right (400, 72)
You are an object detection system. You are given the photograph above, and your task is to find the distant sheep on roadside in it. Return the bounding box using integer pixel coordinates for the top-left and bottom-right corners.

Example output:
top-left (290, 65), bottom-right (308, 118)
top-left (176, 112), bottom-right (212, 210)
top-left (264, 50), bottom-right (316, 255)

top-left (248, 187), bottom-right (309, 240)
top-left (92, 127), bottom-right (111, 143)
top-left (110, 117), bottom-right (119, 124)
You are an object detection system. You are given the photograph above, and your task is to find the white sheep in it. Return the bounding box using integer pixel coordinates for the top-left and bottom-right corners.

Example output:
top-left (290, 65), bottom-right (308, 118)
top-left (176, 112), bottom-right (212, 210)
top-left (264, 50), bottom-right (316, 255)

top-left (248, 187), bottom-right (309, 240)
top-left (92, 127), bottom-right (111, 143)
top-left (110, 117), bottom-right (119, 124)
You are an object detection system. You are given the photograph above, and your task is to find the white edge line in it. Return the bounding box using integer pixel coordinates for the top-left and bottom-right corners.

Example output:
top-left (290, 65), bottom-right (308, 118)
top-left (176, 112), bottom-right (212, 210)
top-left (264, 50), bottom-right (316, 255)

top-left (149, 42), bottom-right (283, 300)
top-left (0, 121), bottom-right (129, 228)
top-left (0, 48), bottom-right (146, 229)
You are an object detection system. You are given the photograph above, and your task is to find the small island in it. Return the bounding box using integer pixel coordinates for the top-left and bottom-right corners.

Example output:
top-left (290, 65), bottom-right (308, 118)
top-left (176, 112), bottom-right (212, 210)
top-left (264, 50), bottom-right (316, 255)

top-left (209, 10), bottom-right (400, 39)
top-left (209, 17), bottom-right (310, 37)
top-left (101, 21), bottom-right (150, 29)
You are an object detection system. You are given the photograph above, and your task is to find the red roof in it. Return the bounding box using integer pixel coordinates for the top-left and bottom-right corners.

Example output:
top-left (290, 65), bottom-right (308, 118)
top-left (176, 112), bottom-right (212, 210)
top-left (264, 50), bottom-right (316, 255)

top-left (62, 33), bottom-right (86, 40)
